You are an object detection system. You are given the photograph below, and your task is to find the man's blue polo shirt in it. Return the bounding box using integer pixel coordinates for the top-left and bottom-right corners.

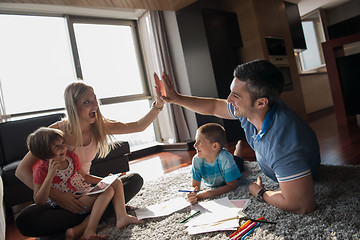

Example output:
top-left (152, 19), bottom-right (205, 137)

top-left (228, 99), bottom-right (320, 182)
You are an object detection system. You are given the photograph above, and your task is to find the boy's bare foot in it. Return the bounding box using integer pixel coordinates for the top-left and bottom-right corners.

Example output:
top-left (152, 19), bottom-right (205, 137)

top-left (116, 214), bottom-right (144, 229)
top-left (234, 140), bottom-right (243, 157)
top-left (80, 233), bottom-right (107, 240)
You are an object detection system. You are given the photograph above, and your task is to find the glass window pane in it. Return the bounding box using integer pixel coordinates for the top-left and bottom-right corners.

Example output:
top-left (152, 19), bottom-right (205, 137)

top-left (73, 23), bottom-right (144, 99)
top-left (300, 21), bottom-right (322, 71)
top-left (0, 14), bottom-right (75, 114)
top-left (100, 100), bottom-right (156, 149)
top-left (0, 14), bottom-right (157, 149)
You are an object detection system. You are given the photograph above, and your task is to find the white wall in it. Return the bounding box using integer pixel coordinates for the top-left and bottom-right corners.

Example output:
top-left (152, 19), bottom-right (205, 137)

top-left (162, 11), bottom-right (199, 140)
top-left (326, 0), bottom-right (360, 25)
top-left (299, 73), bottom-right (333, 113)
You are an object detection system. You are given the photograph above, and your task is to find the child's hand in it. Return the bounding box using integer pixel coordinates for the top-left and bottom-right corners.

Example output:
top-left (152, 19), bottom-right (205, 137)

top-left (47, 159), bottom-right (59, 178)
top-left (187, 186), bottom-right (199, 204)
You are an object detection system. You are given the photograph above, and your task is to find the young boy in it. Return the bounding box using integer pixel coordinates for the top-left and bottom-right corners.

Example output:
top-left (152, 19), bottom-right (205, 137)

top-left (27, 127), bottom-right (143, 240)
top-left (187, 123), bottom-right (242, 204)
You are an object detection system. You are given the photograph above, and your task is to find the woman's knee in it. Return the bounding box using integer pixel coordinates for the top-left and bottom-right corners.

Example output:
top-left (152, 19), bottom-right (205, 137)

top-left (121, 173), bottom-right (143, 203)
top-left (129, 173), bottom-right (144, 189)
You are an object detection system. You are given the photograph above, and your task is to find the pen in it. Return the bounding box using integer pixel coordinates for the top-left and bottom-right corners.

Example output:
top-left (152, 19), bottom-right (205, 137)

top-left (241, 222), bottom-right (261, 240)
top-left (179, 210), bottom-right (201, 223)
top-left (248, 219), bottom-right (276, 224)
top-left (241, 216), bottom-right (276, 224)
top-left (178, 190), bottom-right (199, 193)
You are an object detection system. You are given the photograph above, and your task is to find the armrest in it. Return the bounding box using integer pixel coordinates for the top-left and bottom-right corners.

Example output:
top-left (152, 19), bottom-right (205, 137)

top-left (90, 142), bottom-right (130, 177)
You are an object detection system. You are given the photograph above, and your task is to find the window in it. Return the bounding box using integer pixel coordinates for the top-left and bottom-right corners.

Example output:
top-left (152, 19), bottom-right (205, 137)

top-left (297, 10), bottom-right (326, 72)
top-left (0, 14), bottom-right (74, 115)
top-left (0, 13), bottom-right (156, 148)
top-left (71, 18), bottom-right (146, 98)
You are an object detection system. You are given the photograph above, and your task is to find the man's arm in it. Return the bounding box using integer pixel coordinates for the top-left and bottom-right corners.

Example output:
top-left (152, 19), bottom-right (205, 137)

top-left (158, 72), bottom-right (232, 119)
top-left (249, 175), bottom-right (316, 214)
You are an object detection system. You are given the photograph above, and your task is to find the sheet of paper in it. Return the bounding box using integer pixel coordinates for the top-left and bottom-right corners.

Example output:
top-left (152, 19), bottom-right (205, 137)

top-left (184, 197), bottom-right (249, 235)
top-left (185, 207), bottom-right (240, 227)
top-left (135, 197), bottom-right (190, 220)
top-left (187, 218), bottom-right (238, 235)
top-left (190, 197), bottom-right (238, 214)
top-left (230, 199), bottom-right (251, 211)
top-left (86, 173), bottom-right (122, 196)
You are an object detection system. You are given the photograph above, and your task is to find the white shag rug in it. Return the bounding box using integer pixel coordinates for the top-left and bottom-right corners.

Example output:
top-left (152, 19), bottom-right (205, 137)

top-left (97, 161), bottom-right (360, 240)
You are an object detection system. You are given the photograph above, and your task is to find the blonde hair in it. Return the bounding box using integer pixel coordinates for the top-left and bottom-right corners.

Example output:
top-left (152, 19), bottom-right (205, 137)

top-left (197, 123), bottom-right (227, 148)
top-left (64, 81), bottom-right (114, 158)
top-left (27, 127), bottom-right (64, 160)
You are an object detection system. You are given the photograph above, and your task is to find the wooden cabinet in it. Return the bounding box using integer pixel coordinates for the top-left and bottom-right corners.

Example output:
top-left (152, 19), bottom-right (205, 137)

top-left (284, 1), bottom-right (307, 51)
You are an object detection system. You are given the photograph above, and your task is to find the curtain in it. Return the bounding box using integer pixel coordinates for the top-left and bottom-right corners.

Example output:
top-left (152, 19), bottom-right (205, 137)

top-left (0, 79), bottom-right (9, 123)
top-left (139, 11), bottom-right (191, 143)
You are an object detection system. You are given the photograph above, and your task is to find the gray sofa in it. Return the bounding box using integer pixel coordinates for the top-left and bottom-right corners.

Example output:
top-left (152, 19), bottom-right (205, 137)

top-left (0, 113), bottom-right (130, 210)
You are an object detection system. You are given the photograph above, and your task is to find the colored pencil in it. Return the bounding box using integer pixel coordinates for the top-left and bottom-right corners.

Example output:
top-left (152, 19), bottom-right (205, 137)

top-left (241, 222), bottom-right (261, 239)
top-left (229, 220), bottom-right (251, 238)
top-left (229, 216), bottom-right (265, 239)
top-left (179, 210), bottom-right (200, 223)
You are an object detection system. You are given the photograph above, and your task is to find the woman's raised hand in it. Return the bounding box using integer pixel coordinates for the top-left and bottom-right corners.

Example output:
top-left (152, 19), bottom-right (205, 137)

top-left (153, 73), bottom-right (165, 108)
top-left (154, 72), bottom-right (166, 97)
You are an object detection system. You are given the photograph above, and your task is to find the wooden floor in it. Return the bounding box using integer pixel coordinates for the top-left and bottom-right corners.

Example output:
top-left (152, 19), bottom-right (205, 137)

top-left (5, 109), bottom-right (360, 239)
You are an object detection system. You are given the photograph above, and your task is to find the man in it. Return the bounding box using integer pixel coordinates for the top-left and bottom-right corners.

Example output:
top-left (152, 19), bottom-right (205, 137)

top-left (157, 59), bottom-right (320, 214)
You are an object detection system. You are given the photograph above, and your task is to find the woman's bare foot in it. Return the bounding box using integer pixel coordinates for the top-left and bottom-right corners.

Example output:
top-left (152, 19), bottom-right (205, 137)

top-left (80, 233), bottom-right (107, 240)
top-left (66, 225), bottom-right (87, 240)
top-left (234, 140), bottom-right (243, 157)
top-left (116, 214), bottom-right (144, 229)
top-left (66, 216), bottom-right (89, 240)
top-left (65, 228), bottom-right (76, 240)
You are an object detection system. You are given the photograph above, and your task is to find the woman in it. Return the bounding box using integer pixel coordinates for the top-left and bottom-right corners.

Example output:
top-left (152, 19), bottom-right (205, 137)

top-left (15, 79), bottom-right (164, 237)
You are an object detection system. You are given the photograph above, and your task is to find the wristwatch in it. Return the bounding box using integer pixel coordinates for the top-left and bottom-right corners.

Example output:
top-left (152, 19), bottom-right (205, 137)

top-left (256, 188), bottom-right (267, 202)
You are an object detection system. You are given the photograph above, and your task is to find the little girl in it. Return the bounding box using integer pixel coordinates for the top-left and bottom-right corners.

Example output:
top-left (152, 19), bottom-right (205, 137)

top-left (27, 127), bottom-right (143, 240)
